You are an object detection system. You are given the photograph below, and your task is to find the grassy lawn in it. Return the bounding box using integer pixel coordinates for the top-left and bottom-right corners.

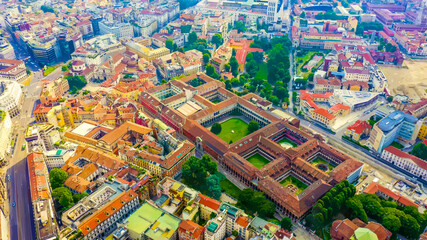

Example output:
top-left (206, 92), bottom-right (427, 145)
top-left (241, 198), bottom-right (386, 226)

top-left (216, 118), bottom-right (250, 143)
top-left (247, 153), bottom-right (270, 169)
top-left (280, 175), bottom-right (308, 195)
top-left (311, 157), bottom-right (335, 173)
top-left (211, 99), bottom-right (222, 104)
top-left (43, 66), bottom-right (58, 76)
top-left (391, 141), bottom-right (404, 149)
top-left (296, 51), bottom-right (318, 78)
top-left (255, 62), bottom-right (268, 80)
top-left (278, 138), bottom-right (298, 149)
top-left (218, 175), bottom-right (242, 199)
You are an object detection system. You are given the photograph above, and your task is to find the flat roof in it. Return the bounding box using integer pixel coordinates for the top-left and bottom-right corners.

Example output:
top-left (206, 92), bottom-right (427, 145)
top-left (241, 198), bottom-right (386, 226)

top-left (71, 122), bottom-right (98, 136)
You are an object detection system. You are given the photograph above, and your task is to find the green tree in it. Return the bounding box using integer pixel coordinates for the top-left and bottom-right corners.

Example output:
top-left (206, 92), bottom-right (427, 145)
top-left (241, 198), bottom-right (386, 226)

top-left (229, 56), bottom-right (239, 76)
top-left (206, 175), bottom-right (222, 200)
top-left (248, 120), bottom-right (259, 133)
top-left (62, 66), bottom-right (67, 72)
top-left (386, 96), bottom-right (393, 103)
top-left (382, 213), bottom-right (401, 232)
top-left (49, 168), bottom-right (68, 189)
top-left (66, 75), bottom-right (87, 90)
top-left (206, 64), bottom-right (216, 77)
top-left (225, 63), bottom-right (231, 72)
top-left (232, 48), bottom-right (237, 57)
top-left (410, 142), bottom-right (427, 160)
top-left (165, 38), bottom-right (174, 51)
top-left (385, 43), bottom-right (397, 52)
top-left (188, 31), bottom-right (198, 45)
top-left (234, 21), bottom-right (246, 33)
top-left (182, 155), bottom-right (217, 189)
top-left (300, 11), bottom-right (306, 18)
top-left (41, 5), bottom-right (54, 13)
top-left (203, 53), bottom-right (210, 65)
top-left (212, 33), bottom-right (224, 47)
top-left (280, 217), bottom-right (293, 231)
top-left (73, 192), bottom-right (88, 203)
top-left (245, 58), bottom-right (258, 78)
top-left (180, 25), bottom-right (192, 33)
top-left (52, 187), bottom-right (74, 210)
top-left (211, 122), bottom-right (222, 134)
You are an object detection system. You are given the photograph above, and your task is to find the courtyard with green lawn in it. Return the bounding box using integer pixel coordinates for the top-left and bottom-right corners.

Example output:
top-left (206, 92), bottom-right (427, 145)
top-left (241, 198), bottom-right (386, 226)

top-left (280, 175), bottom-right (308, 195)
top-left (246, 153), bottom-right (270, 169)
top-left (278, 138), bottom-right (298, 149)
top-left (215, 118), bottom-right (250, 143)
top-left (311, 157), bottom-right (336, 173)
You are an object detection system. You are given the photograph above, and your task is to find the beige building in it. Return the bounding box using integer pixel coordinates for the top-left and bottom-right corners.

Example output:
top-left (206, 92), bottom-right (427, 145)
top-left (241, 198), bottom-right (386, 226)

top-left (0, 59), bottom-right (26, 82)
top-left (125, 39), bottom-right (170, 61)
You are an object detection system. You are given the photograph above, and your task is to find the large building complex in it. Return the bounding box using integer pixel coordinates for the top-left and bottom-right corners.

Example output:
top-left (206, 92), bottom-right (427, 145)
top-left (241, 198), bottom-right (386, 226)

top-left (140, 73), bottom-right (363, 220)
top-left (0, 59), bottom-right (26, 82)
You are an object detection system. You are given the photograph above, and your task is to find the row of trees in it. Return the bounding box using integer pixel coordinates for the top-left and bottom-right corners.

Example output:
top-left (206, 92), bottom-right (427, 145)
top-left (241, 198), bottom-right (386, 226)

top-left (346, 194), bottom-right (426, 239)
top-left (356, 22), bottom-right (384, 35)
top-left (306, 178), bottom-right (427, 239)
top-left (49, 168), bottom-right (88, 212)
top-left (305, 180), bottom-right (356, 230)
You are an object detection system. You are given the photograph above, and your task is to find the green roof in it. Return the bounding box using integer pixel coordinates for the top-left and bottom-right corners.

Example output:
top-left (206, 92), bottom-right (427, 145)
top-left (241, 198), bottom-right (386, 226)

top-left (207, 222), bottom-right (218, 232)
top-left (145, 211), bottom-right (181, 240)
top-left (126, 202), bottom-right (163, 236)
top-left (220, 203), bottom-right (239, 217)
top-left (352, 228), bottom-right (378, 240)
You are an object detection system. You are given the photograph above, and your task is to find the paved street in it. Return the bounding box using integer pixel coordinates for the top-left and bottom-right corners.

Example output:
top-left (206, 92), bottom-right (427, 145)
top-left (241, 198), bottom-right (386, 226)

top-left (7, 159), bottom-right (36, 240)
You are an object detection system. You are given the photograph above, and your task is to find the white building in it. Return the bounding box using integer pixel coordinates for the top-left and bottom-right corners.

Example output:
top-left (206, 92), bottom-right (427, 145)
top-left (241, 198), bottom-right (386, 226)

top-left (0, 111), bottom-right (12, 164)
top-left (205, 211), bottom-right (227, 240)
top-left (0, 38), bottom-right (15, 59)
top-left (99, 21), bottom-right (134, 39)
top-left (381, 146), bottom-right (427, 181)
top-left (71, 34), bottom-right (126, 66)
top-left (133, 18), bottom-right (158, 38)
top-left (43, 149), bottom-right (72, 170)
top-left (267, 0), bottom-right (279, 24)
top-left (0, 80), bottom-right (22, 117)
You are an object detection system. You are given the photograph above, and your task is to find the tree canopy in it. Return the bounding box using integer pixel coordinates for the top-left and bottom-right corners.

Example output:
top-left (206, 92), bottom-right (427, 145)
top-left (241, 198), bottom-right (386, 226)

top-left (211, 122), bottom-right (222, 134)
top-left (49, 168), bottom-right (68, 189)
top-left (248, 120), bottom-right (259, 133)
top-left (66, 75), bottom-right (87, 90)
top-left (182, 155), bottom-right (218, 189)
top-left (211, 33), bottom-right (224, 47)
top-left (410, 142), bottom-right (427, 160)
top-left (229, 56), bottom-right (239, 76)
top-left (52, 187), bottom-right (74, 211)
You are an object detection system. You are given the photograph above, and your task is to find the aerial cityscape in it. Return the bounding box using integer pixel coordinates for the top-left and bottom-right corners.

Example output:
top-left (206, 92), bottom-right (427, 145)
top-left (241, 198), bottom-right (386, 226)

top-left (0, 0), bottom-right (425, 239)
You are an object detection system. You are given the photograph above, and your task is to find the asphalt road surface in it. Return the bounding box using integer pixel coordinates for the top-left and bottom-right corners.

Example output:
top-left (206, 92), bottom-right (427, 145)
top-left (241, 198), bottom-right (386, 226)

top-left (7, 159), bottom-right (36, 240)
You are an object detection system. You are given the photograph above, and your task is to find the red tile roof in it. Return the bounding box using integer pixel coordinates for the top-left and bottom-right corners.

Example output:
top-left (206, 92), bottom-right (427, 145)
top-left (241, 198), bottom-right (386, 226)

top-left (198, 194), bottom-right (220, 211)
top-left (79, 190), bottom-right (137, 236)
top-left (313, 108), bottom-right (335, 120)
top-left (179, 220), bottom-right (203, 239)
top-left (363, 182), bottom-right (419, 207)
top-left (383, 146), bottom-right (427, 171)
top-left (347, 120), bottom-right (372, 134)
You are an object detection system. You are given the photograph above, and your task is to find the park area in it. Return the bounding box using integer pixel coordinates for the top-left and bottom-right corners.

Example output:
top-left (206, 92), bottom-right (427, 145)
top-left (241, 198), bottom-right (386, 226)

top-left (280, 175), bottom-right (308, 195)
top-left (380, 59), bottom-right (427, 99)
top-left (246, 153), bottom-right (270, 169)
top-left (278, 138), bottom-right (298, 149)
top-left (296, 51), bottom-right (324, 79)
top-left (215, 118), bottom-right (250, 143)
top-left (311, 157), bottom-right (336, 173)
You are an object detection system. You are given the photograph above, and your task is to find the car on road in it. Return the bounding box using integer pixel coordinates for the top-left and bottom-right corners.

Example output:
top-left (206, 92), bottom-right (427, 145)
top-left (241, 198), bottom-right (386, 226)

top-left (12, 201), bottom-right (15, 207)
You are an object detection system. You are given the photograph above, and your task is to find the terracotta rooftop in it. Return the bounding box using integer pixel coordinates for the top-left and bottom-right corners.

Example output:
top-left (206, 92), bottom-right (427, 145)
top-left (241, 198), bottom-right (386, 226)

top-left (363, 182), bottom-right (419, 207)
top-left (198, 194), bottom-right (220, 211)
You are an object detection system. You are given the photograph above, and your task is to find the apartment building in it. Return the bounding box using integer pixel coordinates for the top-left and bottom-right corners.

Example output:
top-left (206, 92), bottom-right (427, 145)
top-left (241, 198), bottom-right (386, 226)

top-left (0, 59), bottom-right (26, 82)
top-left (79, 189), bottom-right (139, 240)
top-left (0, 80), bottom-right (23, 117)
top-left (99, 21), bottom-right (134, 39)
top-left (381, 146), bottom-right (427, 181)
top-left (27, 153), bottom-right (58, 240)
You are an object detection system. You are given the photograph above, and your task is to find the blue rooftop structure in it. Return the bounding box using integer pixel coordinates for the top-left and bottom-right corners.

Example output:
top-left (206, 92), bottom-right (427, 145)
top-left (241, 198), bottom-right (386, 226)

top-left (378, 111), bottom-right (418, 133)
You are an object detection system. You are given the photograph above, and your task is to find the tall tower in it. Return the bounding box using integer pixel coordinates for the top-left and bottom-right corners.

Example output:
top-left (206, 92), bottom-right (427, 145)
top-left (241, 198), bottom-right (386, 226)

top-left (267, 0), bottom-right (279, 24)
